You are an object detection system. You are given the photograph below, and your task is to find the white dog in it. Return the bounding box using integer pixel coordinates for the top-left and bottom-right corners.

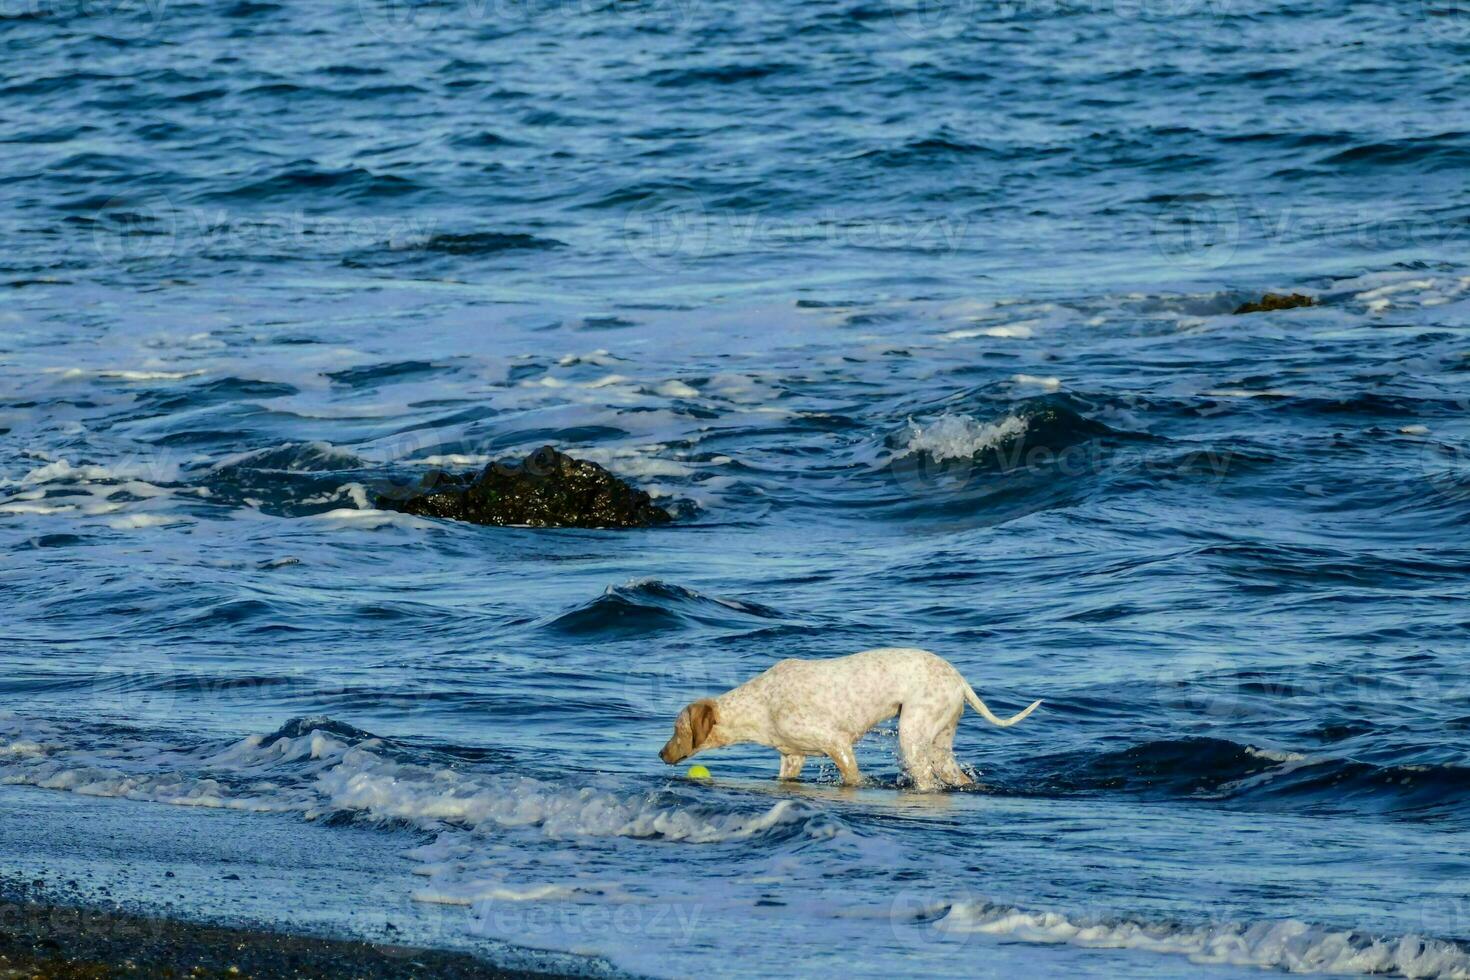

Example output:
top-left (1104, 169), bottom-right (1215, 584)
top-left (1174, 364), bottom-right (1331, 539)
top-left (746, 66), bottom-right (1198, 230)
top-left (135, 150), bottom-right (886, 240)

top-left (659, 648), bottom-right (1041, 791)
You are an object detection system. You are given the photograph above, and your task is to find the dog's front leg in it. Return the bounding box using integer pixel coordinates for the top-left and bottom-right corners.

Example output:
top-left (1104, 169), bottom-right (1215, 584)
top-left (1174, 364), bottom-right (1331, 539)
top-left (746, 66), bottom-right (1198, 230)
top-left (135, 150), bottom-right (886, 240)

top-left (778, 754), bottom-right (804, 780)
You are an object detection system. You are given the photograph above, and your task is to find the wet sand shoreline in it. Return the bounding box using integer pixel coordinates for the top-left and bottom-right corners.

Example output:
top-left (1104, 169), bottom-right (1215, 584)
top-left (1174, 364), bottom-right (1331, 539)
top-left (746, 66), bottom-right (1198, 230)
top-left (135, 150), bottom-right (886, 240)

top-left (0, 785), bottom-right (614, 980)
top-left (0, 877), bottom-right (566, 979)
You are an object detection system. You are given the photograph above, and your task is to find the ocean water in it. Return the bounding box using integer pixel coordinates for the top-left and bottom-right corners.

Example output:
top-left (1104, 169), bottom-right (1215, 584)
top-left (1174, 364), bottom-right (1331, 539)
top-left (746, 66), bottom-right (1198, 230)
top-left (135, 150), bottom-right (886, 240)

top-left (3, 0), bottom-right (1470, 976)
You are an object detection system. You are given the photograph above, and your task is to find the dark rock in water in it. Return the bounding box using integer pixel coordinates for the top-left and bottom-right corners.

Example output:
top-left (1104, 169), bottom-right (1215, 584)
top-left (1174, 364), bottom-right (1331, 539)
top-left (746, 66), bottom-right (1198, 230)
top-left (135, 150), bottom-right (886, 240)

top-left (377, 445), bottom-right (673, 529)
top-left (1233, 292), bottom-right (1315, 314)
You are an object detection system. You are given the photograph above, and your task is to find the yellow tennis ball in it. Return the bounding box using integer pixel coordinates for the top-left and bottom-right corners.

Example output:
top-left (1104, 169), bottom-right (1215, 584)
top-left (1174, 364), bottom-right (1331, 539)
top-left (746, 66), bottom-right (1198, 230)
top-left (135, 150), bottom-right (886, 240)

top-left (687, 765), bottom-right (711, 779)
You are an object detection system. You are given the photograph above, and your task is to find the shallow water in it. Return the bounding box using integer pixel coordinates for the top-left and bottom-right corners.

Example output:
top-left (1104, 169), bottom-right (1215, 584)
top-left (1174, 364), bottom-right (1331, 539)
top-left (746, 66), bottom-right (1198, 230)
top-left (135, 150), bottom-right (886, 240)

top-left (3, 0), bottom-right (1470, 976)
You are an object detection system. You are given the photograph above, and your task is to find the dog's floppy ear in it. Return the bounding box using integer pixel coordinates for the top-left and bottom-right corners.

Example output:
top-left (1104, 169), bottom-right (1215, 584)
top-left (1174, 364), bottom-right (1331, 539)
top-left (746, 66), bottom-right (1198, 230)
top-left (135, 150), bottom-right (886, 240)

top-left (690, 699), bottom-right (718, 749)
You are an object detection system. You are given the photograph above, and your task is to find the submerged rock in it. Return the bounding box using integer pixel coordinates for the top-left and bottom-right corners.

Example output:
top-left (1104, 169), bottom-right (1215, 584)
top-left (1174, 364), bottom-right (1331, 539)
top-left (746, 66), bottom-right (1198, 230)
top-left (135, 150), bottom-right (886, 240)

top-left (1233, 292), bottom-right (1315, 314)
top-left (377, 445), bottom-right (673, 529)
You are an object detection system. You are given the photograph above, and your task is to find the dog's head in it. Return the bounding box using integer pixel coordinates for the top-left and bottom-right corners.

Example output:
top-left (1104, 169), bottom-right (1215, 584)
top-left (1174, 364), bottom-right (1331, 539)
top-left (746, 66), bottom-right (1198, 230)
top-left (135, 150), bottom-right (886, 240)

top-left (659, 699), bottom-right (718, 764)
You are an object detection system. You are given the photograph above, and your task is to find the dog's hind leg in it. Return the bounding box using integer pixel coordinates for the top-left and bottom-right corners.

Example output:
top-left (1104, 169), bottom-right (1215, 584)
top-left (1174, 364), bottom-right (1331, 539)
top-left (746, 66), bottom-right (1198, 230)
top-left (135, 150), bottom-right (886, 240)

top-left (778, 754), bottom-right (805, 780)
top-left (931, 707), bottom-right (973, 787)
top-left (933, 753), bottom-right (972, 787)
top-left (899, 705), bottom-right (943, 791)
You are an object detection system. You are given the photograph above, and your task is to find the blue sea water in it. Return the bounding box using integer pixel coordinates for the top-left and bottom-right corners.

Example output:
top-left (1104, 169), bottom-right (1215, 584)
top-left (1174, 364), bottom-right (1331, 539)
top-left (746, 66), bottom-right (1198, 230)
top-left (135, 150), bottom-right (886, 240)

top-left (3, 0), bottom-right (1470, 975)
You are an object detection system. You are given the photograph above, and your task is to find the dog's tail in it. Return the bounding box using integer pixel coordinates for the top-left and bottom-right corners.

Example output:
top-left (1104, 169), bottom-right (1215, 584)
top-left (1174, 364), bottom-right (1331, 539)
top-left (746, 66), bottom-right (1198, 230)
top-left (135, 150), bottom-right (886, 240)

top-left (962, 681), bottom-right (1042, 728)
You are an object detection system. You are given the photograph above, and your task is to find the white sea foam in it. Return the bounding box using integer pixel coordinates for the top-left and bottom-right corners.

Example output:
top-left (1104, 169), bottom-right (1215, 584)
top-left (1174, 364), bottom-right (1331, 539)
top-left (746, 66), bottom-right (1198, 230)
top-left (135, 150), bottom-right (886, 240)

top-left (14, 457), bottom-right (180, 487)
top-left (0, 719), bottom-right (823, 849)
top-left (313, 750), bottom-right (812, 844)
top-left (340, 482), bottom-right (372, 510)
top-left (312, 508), bottom-right (430, 530)
top-left (983, 323), bottom-right (1037, 338)
top-left (1209, 747), bottom-right (1317, 797)
top-left (574, 446), bottom-right (694, 480)
top-left (44, 367), bottom-right (205, 382)
top-left (408, 454), bottom-right (493, 467)
top-left (1, 458), bottom-right (186, 523)
top-left (943, 319), bottom-right (1039, 340)
top-left (1243, 746), bottom-right (1307, 764)
top-left (18, 459), bottom-right (103, 485)
top-left (1356, 279), bottom-right (1436, 302)
top-left (1349, 277), bottom-right (1452, 316)
top-left (938, 902), bottom-right (1470, 978)
top-left (0, 501), bottom-right (76, 515)
top-left (557, 349), bottom-right (621, 367)
top-left (899, 414), bottom-right (1028, 463)
top-left (413, 882), bottom-right (587, 906)
top-left (1204, 388), bottom-right (1296, 399)
top-left (107, 513), bottom-right (189, 530)
top-left (655, 380), bottom-right (700, 398)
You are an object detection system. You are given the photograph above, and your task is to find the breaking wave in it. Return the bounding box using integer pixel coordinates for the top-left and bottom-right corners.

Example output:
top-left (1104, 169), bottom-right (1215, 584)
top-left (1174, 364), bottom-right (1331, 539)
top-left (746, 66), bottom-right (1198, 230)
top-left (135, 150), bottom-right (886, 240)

top-left (0, 714), bottom-right (835, 846)
top-left (936, 901), bottom-right (1470, 979)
